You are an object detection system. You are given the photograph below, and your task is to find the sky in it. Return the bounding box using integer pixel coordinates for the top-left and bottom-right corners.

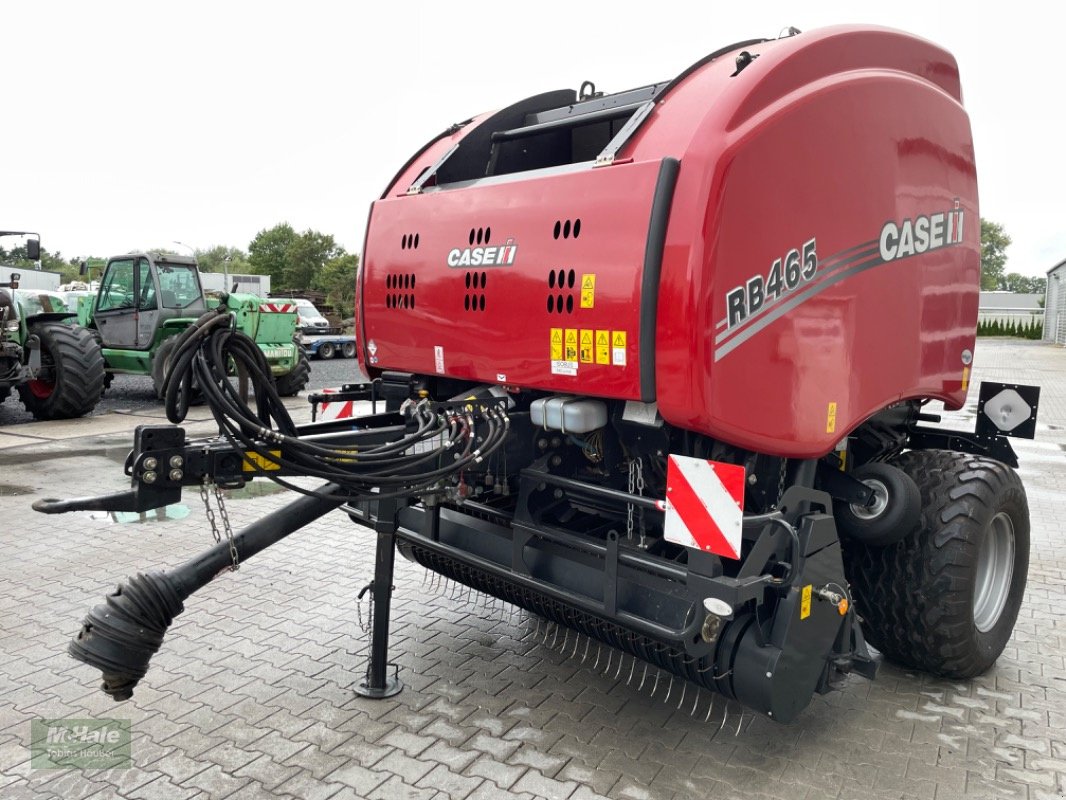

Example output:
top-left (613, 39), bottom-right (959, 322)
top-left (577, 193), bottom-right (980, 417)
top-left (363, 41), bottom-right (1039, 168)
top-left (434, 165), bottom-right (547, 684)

top-left (2, 1), bottom-right (1064, 276)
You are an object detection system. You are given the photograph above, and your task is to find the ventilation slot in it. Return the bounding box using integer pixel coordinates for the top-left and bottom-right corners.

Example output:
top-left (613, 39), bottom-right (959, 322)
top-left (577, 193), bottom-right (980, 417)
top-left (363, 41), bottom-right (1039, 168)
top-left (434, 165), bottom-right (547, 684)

top-left (468, 226), bottom-right (492, 246)
top-left (385, 273), bottom-right (417, 310)
top-left (546, 269), bottom-right (577, 314)
top-left (552, 218), bottom-right (582, 240)
top-left (464, 271), bottom-right (487, 312)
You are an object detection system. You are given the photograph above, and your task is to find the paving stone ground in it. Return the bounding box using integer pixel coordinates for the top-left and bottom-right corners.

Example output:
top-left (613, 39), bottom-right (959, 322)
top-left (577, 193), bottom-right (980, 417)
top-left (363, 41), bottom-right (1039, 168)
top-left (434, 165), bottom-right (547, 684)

top-left (0, 339), bottom-right (1064, 800)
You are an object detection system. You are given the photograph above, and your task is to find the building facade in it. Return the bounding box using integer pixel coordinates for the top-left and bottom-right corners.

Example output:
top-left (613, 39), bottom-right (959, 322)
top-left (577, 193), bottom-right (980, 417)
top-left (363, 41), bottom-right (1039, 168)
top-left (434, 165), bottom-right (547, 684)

top-left (1047, 259), bottom-right (1066, 345)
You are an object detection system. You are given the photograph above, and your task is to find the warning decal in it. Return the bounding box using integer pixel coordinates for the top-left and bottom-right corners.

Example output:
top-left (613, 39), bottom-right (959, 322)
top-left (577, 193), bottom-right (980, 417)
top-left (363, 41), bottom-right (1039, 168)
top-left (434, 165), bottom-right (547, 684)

top-left (662, 455), bottom-right (745, 559)
top-left (579, 330), bottom-right (593, 363)
top-left (826, 402), bottom-right (837, 433)
top-left (550, 328), bottom-right (563, 360)
top-left (580, 274), bottom-right (596, 308)
top-left (611, 331), bottom-right (627, 366)
top-left (564, 329), bottom-right (578, 362)
top-left (595, 330), bottom-right (610, 365)
top-left (243, 450), bottom-right (282, 472)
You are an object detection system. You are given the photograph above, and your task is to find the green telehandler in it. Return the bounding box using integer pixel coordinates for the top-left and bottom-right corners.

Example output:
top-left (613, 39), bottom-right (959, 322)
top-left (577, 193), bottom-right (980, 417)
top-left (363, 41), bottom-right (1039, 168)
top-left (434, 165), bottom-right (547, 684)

top-left (76, 252), bottom-right (311, 397)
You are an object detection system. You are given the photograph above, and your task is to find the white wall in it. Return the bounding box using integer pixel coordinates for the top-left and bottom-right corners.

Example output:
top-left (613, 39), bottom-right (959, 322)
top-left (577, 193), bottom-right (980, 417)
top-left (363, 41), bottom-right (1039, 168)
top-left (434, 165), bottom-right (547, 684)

top-left (198, 271), bottom-right (271, 296)
top-left (1046, 266), bottom-right (1066, 345)
top-left (0, 266), bottom-right (61, 291)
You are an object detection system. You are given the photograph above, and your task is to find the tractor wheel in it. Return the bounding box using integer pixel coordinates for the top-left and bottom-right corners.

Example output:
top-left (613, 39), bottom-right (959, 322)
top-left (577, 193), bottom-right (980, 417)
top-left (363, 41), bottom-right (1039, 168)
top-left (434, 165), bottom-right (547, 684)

top-left (17, 323), bottom-right (105, 420)
top-left (318, 342), bottom-right (336, 359)
top-left (833, 462), bottom-right (921, 546)
top-left (341, 341), bottom-right (356, 358)
top-left (275, 347), bottom-right (311, 397)
top-left (843, 450), bottom-right (1029, 678)
top-left (0, 386), bottom-right (10, 403)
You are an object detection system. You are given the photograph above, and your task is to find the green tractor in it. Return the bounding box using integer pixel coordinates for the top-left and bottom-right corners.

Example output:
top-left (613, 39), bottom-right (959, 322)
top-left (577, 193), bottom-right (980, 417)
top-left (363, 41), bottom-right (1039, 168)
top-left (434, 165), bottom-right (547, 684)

top-left (0, 233), bottom-right (106, 419)
top-left (77, 252), bottom-right (311, 397)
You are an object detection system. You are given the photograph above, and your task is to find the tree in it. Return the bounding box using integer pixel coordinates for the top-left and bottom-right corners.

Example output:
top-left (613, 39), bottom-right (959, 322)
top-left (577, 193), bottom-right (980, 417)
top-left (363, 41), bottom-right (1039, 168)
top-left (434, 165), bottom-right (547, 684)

top-left (248, 223), bottom-right (298, 287)
top-left (315, 253), bottom-right (360, 313)
top-left (195, 245), bottom-right (252, 276)
top-left (0, 244), bottom-right (81, 283)
top-left (248, 223), bottom-right (346, 292)
top-left (285, 230), bottom-right (342, 291)
top-left (1002, 273), bottom-right (1048, 294)
top-left (980, 218), bottom-right (1011, 291)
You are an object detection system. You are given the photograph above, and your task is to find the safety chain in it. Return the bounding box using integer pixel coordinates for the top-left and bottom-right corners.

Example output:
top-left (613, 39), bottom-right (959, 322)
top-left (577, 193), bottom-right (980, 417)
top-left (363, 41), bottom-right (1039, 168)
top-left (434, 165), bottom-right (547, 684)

top-left (626, 458), bottom-right (647, 548)
top-left (356, 583), bottom-right (374, 637)
top-left (775, 458), bottom-right (788, 508)
top-left (199, 481), bottom-right (220, 544)
top-left (200, 479), bottom-right (240, 571)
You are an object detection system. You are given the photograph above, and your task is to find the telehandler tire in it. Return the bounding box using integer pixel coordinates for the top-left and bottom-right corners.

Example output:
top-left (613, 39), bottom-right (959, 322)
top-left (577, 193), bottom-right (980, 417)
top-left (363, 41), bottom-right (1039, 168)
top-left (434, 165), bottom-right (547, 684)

top-left (275, 348), bottom-right (311, 397)
top-left (152, 336), bottom-right (203, 404)
top-left (152, 337), bottom-right (179, 400)
top-left (18, 323), bottom-right (105, 420)
top-left (844, 450), bottom-right (1029, 678)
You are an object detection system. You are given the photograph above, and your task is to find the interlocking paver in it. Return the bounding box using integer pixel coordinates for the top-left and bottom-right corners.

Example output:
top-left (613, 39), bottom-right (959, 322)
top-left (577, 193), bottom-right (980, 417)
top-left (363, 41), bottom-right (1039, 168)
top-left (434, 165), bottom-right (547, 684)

top-left (1, 340), bottom-right (1065, 800)
top-left (415, 763), bottom-right (482, 799)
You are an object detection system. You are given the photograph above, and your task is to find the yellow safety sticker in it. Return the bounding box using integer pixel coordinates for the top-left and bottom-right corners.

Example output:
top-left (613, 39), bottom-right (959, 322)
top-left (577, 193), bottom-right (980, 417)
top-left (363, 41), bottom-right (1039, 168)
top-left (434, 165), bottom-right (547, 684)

top-left (243, 450), bottom-right (282, 472)
top-left (962, 366), bottom-right (971, 392)
top-left (550, 328), bottom-right (563, 360)
top-left (826, 402), bottom-right (837, 434)
top-left (595, 330), bottom-right (610, 365)
top-left (580, 273), bottom-right (596, 308)
top-left (564, 328), bottom-right (578, 361)
top-left (835, 438), bottom-right (847, 471)
top-left (800, 584), bottom-right (812, 620)
top-left (579, 329), bottom-right (593, 363)
top-left (611, 331), bottom-right (627, 366)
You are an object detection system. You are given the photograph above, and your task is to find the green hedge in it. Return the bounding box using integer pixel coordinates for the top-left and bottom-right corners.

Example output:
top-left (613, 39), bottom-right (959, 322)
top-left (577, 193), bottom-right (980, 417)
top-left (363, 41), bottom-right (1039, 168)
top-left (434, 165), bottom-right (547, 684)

top-left (976, 318), bottom-right (1044, 338)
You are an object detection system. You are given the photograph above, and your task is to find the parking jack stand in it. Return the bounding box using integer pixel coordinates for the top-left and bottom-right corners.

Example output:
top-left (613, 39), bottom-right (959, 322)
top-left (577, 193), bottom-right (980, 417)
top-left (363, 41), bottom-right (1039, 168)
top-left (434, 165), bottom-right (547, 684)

top-left (356, 500), bottom-right (403, 699)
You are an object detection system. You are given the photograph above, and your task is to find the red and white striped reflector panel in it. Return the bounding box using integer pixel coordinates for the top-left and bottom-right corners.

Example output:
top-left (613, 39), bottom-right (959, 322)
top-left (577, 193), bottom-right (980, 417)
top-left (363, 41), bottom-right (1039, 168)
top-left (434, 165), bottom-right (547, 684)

top-left (316, 387), bottom-right (357, 422)
top-left (259, 303), bottom-right (297, 313)
top-left (662, 455), bottom-right (745, 559)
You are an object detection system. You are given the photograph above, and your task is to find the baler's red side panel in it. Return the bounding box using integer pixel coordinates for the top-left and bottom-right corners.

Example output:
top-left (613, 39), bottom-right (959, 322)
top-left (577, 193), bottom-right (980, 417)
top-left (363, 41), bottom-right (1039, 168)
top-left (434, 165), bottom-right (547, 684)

top-left (360, 161), bottom-right (665, 398)
top-left (358, 25), bottom-right (980, 460)
top-left (650, 30), bottom-right (979, 458)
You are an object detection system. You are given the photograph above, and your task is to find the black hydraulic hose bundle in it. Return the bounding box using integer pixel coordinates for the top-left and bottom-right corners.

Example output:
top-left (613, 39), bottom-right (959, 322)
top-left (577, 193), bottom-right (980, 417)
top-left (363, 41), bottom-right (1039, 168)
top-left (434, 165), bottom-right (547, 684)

top-left (68, 309), bottom-right (513, 701)
top-left (159, 306), bottom-right (510, 500)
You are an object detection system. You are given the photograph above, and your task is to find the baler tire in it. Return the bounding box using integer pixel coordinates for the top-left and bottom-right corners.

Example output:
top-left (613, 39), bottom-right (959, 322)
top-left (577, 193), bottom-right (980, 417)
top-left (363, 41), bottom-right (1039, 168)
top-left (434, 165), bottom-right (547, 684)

top-left (833, 462), bottom-right (921, 546)
top-left (843, 449), bottom-right (1029, 679)
top-left (274, 347), bottom-right (311, 397)
top-left (17, 323), bottom-right (105, 420)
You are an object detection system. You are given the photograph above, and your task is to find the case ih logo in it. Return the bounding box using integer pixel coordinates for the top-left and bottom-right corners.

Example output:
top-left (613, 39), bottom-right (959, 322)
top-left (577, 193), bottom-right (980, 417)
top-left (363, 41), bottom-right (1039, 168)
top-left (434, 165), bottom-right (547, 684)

top-left (446, 238), bottom-right (518, 268)
top-left (879, 201), bottom-right (964, 263)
